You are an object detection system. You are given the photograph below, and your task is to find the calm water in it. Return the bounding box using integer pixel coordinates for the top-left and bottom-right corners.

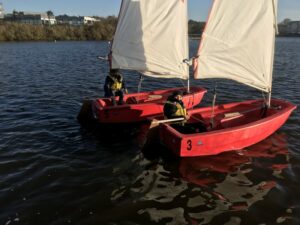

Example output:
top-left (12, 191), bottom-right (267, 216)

top-left (0, 39), bottom-right (299, 225)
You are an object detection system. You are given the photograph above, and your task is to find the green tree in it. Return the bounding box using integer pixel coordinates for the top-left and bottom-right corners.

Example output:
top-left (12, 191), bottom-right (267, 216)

top-left (46, 10), bottom-right (54, 26)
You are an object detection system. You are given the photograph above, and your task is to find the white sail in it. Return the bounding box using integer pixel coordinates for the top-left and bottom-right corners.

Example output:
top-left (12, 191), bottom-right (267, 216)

top-left (194, 0), bottom-right (278, 92)
top-left (112, 0), bottom-right (189, 79)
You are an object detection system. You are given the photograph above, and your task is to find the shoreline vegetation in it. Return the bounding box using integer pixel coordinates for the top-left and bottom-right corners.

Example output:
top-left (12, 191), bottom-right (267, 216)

top-left (0, 17), bottom-right (206, 42)
top-left (0, 18), bottom-right (299, 42)
top-left (0, 16), bottom-right (118, 42)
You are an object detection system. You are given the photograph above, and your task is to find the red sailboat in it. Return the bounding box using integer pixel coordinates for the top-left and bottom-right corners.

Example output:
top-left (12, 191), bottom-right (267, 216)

top-left (160, 99), bottom-right (295, 157)
top-left (78, 0), bottom-right (206, 124)
top-left (159, 0), bottom-right (296, 156)
top-left (91, 86), bottom-right (205, 124)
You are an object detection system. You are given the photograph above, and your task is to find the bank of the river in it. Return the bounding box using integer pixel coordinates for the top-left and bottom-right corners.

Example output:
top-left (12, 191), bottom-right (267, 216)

top-left (0, 19), bottom-right (207, 42)
top-left (0, 18), bottom-right (117, 42)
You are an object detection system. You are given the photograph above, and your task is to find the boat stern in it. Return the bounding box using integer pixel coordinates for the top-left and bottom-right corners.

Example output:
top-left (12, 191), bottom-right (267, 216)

top-left (159, 123), bottom-right (183, 156)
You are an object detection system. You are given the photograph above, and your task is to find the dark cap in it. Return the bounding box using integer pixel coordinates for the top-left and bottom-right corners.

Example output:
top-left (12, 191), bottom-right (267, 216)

top-left (110, 69), bottom-right (119, 74)
top-left (172, 90), bottom-right (183, 97)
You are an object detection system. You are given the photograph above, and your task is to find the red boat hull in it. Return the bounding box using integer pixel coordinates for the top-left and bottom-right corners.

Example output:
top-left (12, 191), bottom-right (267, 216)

top-left (91, 86), bottom-right (206, 123)
top-left (159, 99), bottom-right (296, 157)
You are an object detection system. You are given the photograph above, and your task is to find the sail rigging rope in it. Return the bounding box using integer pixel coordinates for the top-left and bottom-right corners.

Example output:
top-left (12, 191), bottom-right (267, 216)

top-left (210, 83), bottom-right (217, 128)
top-left (137, 73), bottom-right (143, 93)
top-left (262, 91), bottom-right (267, 104)
top-left (178, 79), bottom-right (186, 88)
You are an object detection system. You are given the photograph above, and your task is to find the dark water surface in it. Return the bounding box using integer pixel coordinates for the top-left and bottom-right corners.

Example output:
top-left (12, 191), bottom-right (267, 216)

top-left (0, 39), bottom-right (299, 225)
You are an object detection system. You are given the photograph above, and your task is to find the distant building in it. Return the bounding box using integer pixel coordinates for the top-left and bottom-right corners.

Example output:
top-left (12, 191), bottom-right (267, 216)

top-left (0, 3), bottom-right (4, 19)
top-left (287, 21), bottom-right (300, 34)
top-left (56, 15), bottom-right (101, 26)
top-left (278, 24), bottom-right (288, 35)
top-left (278, 20), bottom-right (300, 36)
top-left (56, 15), bottom-right (82, 26)
top-left (83, 16), bottom-right (100, 25)
top-left (4, 11), bottom-right (56, 25)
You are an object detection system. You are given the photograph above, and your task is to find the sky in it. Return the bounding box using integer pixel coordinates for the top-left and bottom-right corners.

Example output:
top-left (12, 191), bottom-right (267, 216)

top-left (1, 0), bottom-right (300, 22)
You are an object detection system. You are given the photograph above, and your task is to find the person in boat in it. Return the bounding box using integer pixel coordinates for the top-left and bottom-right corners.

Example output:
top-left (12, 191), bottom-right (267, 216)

top-left (104, 69), bottom-right (128, 105)
top-left (163, 91), bottom-right (189, 121)
top-left (164, 91), bottom-right (207, 134)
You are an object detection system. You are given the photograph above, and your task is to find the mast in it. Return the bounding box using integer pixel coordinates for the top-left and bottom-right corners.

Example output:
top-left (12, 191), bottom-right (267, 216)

top-left (183, 58), bottom-right (191, 93)
top-left (267, 0), bottom-right (278, 108)
top-left (267, 92), bottom-right (272, 107)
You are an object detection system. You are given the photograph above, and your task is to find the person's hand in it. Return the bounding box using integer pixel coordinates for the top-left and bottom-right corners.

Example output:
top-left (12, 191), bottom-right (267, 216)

top-left (124, 89), bottom-right (128, 94)
top-left (185, 114), bottom-right (190, 120)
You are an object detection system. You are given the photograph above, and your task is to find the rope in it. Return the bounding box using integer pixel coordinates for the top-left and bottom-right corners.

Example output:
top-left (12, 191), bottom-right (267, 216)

top-left (136, 73), bottom-right (144, 103)
top-left (178, 78), bottom-right (186, 88)
top-left (137, 73), bottom-right (143, 93)
top-left (210, 83), bottom-right (217, 127)
top-left (261, 91), bottom-right (267, 105)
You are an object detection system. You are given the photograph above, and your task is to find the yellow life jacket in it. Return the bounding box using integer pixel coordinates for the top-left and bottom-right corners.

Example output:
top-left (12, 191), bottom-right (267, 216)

top-left (166, 101), bottom-right (187, 118)
top-left (109, 75), bottom-right (122, 91)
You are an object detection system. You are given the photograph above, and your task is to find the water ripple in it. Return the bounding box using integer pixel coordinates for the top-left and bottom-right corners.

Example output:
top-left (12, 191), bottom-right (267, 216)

top-left (0, 39), bottom-right (299, 224)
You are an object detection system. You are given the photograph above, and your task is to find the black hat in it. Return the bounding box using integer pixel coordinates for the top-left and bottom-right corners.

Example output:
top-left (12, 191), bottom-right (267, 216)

top-left (110, 69), bottom-right (119, 74)
top-left (172, 90), bottom-right (183, 97)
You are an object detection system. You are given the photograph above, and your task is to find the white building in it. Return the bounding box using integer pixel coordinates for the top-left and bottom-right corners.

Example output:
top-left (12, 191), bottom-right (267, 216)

top-left (83, 16), bottom-right (100, 25)
top-left (56, 15), bottom-right (100, 26)
top-left (40, 13), bottom-right (56, 25)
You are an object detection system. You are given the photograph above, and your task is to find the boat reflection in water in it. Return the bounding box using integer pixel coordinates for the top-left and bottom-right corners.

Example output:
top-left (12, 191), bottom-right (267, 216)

top-left (180, 132), bottom-right (289, 187)
top-left (178, 133), bottom-right (290, 224)
top-left (110, 133), bottom-right (292, 224)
